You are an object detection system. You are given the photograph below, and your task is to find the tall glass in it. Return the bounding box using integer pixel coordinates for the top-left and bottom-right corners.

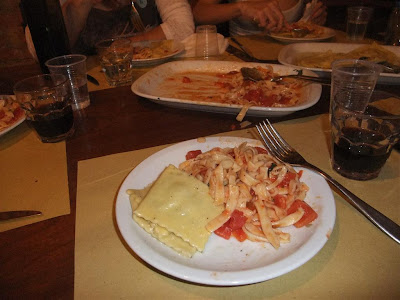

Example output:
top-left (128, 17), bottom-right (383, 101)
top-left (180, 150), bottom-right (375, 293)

top-left (45, 54), bottom-right (90, 110)
top-left (346, 6), bottom-right (373, 41)
top-left (195, 25), bottom-right (219, 59)
top-left (329, 59), bottom-right (400, 180)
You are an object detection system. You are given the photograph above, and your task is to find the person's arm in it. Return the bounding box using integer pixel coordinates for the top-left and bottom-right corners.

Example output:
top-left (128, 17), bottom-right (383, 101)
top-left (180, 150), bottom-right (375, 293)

top-left (129, 0), bottom-right (194, 42)
top-left (193, 0), bottom-right (287, 32)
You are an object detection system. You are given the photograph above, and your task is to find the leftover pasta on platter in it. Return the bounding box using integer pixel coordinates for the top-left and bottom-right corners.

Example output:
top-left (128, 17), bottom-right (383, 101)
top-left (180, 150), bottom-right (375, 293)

top-left (296, 43), bottom-right (400, 70)
top-left (156, 66), bottom-right (305, 108)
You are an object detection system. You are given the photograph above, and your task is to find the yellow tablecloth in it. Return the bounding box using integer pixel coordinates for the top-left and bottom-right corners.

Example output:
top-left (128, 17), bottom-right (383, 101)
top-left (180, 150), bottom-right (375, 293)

top-left (0, 123), bottom-right (70, 232)
top-left (75, 115), bottom-right (400, 299)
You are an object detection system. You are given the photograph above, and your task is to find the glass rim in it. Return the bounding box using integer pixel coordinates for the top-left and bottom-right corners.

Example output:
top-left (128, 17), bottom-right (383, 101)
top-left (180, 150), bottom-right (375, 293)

top-left (13, 74), bottom-right (68, 94)
top-left (45, 54), bottom-right (87, 68)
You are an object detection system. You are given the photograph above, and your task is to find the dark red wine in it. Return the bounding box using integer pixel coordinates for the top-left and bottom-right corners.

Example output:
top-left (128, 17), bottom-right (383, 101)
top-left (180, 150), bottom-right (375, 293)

top-left (28, 102), bottom-right (74, 141)
top-left (333, 127), bottom-right (391, 180)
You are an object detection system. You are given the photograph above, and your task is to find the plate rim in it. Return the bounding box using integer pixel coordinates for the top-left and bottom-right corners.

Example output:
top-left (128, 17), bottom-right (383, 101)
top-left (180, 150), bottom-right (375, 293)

top-left (115, 136), bottom-right (336, 286)
top-left (268, 26), bottom-right (336, 43)
top-left (131, 39), bottom-right (185, 65)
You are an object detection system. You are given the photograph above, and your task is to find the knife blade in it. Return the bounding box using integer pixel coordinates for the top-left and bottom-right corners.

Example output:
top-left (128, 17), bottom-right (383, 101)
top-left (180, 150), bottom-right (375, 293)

top-left (87, 74), bottom-right (100, 86)
top-left (0, 210), bottom-right (42, 221)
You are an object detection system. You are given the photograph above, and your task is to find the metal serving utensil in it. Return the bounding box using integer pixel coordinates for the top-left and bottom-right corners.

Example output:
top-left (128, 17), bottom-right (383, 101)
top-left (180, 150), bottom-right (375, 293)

top-left (240, 67), bottom-right (330, 85)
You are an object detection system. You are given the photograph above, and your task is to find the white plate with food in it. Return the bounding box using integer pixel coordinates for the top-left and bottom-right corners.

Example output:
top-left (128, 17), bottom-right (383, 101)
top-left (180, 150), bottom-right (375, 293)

top-left (278, 42), bottom-right (400, 84)
top-left (0, 95), bottom-right (25, 137)
top-left (131, 39), bottom-right (185, 67)
top-left (268, 23), bottom-right (336, 43)
top-left (115, 136), bottom-right (336, 286)
top-left (131, 60), bottom-right (322, 118)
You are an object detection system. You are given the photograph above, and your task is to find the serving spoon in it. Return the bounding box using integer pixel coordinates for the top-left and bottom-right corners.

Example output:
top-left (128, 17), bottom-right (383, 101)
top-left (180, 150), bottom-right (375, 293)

top-left (240, 67), bottom-right (330, 85)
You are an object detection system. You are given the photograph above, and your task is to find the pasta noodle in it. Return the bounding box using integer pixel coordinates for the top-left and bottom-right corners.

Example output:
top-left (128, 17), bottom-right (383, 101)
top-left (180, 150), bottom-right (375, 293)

top-left (179, 142), bottom-right (317, 249)
top-left (296, 43), bottom-right (400, 70)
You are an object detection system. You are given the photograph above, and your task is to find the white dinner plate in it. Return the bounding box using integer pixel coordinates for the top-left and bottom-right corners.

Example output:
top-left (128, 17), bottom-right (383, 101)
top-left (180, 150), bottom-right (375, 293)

top-left (268, 26), bottom-right (336, 43)
top-left (131, 40), bottom-right (185, 67)
top-left (131, 60), bottom-right (322, 118)
top-left (278, 43), bottom-right (400, 85)
top-left (115, 136), bottom-right (336, 286)
top-left (0, 95), bottom-right (26, 137)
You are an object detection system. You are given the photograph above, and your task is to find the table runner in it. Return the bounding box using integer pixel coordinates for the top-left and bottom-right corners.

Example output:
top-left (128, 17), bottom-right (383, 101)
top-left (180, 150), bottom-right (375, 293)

top-left (75, 115), bottom-right (399, 298)
top-left (0, 122), bottom-right (70, 232)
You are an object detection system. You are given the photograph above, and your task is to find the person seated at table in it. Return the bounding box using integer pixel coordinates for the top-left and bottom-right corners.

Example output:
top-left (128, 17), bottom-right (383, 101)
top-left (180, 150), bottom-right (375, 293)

top-left (191, 0), bottom-right (327, 36)
top-left (62, 0), bottom-right (195, 54)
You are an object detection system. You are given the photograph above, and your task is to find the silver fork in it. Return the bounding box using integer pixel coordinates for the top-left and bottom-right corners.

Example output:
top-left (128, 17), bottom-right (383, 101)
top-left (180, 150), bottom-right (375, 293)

top-left (130, 1), bottom-right (145, 32)
top-left (256, 119), bottom-right (400, 244)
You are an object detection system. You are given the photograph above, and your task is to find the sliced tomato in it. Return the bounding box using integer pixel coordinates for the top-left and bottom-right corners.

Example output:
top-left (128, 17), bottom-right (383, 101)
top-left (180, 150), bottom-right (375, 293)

top-left (228, 210), bottom-right (247, 230)
top-left (255, 146), bottom-right (268, 154)
top-left (278, 172), bottom-right (297, 187)
top-left (287, 199), bottom-right (318, 228)
top-left (298, 170), bottom-right (303, 179)
top-left (214, 223), bottom-right (232, 240)
top-left (273, 194), bottom-right (287, 209)
top-left (185, 150), bottom-right (202, 160)
top-left (232, 228), bottom-right (247, 242)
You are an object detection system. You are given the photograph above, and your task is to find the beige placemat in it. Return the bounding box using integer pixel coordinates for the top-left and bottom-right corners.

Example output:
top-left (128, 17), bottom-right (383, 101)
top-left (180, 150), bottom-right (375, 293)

top-left (75, 115), bottom-right (399, 299)
top-left (0, 122), bottom-right (70, 232)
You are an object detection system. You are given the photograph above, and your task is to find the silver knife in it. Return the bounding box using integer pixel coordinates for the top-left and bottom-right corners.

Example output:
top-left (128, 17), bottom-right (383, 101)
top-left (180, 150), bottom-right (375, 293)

top-left (0, 210), bottom-right (42, 221)
top-left (230, 37), bottom-right (257, 61)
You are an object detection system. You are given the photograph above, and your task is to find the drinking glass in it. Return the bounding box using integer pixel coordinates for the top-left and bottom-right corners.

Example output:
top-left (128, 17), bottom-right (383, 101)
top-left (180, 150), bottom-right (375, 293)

top-left (329, 59), bottom-right (400, 180)
top-left (195, 25), bottom-right (219, 59)
top-left (13, 74), bottom-right (75, 143)
top-left (96, 38), bottom-right (134, 86)
top-left (45, 54), bottom-right (90, 110)
top-left (346, 6), bottom-right (373, 41)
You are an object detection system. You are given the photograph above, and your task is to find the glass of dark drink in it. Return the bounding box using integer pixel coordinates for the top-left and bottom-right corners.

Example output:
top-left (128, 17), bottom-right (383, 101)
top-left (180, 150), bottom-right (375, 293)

top-left (13, 74), bottom-right (74, 143)
top-left (330, 60), bottom-right (400, 180)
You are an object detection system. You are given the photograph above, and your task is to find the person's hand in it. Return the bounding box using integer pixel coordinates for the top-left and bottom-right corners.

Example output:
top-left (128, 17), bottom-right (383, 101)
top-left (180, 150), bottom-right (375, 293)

top-left (238, 0), bottom-right (288, 32)
top-left (308, 1), bottom-right (327, 25)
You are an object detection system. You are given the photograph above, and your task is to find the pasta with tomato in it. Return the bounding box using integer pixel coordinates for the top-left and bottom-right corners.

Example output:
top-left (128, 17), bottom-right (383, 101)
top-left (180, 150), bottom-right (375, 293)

top-left (179, 143), bottom-right (318, 249)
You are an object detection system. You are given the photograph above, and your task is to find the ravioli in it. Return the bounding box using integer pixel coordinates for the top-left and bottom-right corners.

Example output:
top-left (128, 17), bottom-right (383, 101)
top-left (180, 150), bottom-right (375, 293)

top-left (127, 164), bottom-right (223, 258)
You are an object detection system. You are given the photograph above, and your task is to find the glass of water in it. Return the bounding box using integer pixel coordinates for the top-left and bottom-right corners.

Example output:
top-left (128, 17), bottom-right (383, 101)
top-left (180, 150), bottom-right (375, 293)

top-left (96, 38), bottom-right (134, 87)
top-left (45, 54), bottom-right (90, 110)
top-left (346, 6), bottom-right (373, 41)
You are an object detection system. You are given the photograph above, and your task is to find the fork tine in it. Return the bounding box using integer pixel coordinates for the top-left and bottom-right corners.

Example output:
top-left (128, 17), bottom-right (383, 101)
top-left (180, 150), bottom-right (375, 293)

top-left (255, 124), bottom-right (280, 157)
top-left (264, 119), bottom-right (294, 155)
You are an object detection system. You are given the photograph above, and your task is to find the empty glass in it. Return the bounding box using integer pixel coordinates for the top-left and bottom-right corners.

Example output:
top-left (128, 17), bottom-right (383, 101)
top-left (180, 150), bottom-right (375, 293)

top-left (195, 25), bottom-right (219, 59)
